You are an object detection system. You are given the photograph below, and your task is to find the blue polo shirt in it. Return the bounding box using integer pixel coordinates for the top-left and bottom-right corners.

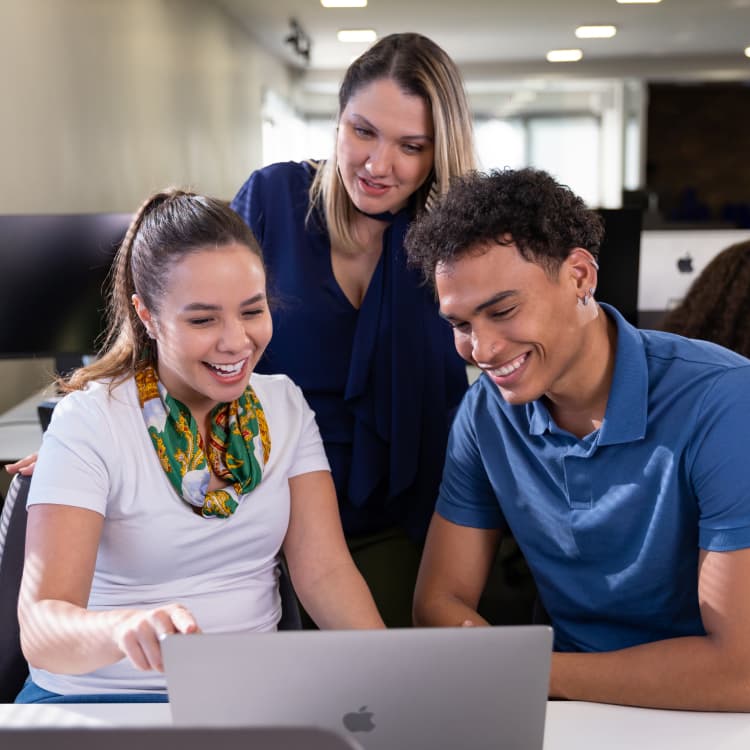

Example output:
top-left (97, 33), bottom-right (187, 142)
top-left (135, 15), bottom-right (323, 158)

top-left (437, 304), bottom-right (750, 652)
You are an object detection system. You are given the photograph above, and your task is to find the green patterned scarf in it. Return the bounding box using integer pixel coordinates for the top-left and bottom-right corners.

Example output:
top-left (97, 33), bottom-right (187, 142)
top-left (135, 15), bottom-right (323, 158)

top-left (135, 365), bottom-right (271, 518)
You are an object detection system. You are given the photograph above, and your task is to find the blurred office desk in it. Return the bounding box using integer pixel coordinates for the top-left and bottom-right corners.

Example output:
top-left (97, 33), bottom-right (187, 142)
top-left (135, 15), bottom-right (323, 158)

top-left (0, 702), bottom-right (168, 728)
top-left (0, 387), bottom-right (54, 463)
top-left (545, 702), bottom-right (750, 749)
top-left (1, 702), bottom-right (749, 749)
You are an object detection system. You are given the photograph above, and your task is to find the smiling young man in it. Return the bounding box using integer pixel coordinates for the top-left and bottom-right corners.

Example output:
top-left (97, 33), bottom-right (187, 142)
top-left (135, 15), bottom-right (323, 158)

top-left (404, 168), bottom-right (750, 711)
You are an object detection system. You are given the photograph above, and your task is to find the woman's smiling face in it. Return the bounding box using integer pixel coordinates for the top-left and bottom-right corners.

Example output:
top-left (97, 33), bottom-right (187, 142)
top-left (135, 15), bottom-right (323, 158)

top-left (336, 77), bottom-right (435, 215)
top-left (133, 242), bottom-right (272, 420)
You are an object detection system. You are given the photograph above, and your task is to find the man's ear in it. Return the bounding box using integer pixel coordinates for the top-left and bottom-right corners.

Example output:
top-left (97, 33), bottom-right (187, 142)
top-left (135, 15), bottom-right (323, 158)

top-left (565, 248), bottom-right (599, 297)
top-left (131, 294), bottom-right (155, 338)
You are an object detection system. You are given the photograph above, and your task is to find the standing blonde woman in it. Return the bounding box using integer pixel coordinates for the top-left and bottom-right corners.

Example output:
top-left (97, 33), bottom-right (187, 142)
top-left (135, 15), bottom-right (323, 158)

top-left (231, 34), bottom-right (477, 625)
top-left (16, 190), bottom-right (383, 703)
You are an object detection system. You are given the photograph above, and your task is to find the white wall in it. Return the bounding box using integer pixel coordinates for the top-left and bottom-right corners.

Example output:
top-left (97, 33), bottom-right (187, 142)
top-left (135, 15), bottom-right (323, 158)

top-left (0, 0), bottom-right (292, 413)
top-left (0, 0), bottom-right (292, 213)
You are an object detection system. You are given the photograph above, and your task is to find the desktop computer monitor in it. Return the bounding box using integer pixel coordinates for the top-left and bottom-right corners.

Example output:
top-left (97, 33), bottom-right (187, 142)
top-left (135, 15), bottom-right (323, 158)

top-left (0, 212), bottom-right (132, 372)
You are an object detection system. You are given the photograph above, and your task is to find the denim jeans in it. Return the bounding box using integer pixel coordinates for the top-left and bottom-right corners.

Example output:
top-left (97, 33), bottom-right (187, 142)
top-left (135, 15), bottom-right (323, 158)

top-left (14, 676), bottom-right (169, 703)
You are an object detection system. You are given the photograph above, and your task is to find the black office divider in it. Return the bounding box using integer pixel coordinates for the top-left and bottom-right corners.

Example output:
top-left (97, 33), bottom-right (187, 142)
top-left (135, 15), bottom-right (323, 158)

top-left (595, 208), bottom-right (643, 327)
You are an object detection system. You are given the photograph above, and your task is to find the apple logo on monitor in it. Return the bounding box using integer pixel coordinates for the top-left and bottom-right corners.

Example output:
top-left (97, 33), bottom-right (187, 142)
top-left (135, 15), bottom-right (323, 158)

top-left (342, 705), bottom-right (375, 733)
top-left (677, 254), bottom-right (694, 273)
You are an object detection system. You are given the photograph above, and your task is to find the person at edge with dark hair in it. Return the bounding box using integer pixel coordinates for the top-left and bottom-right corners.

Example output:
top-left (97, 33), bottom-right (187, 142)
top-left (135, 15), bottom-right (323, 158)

top-left (404, 167), bottom-right (750, 711)
top-left (15, 189), bottom-right (384, 703)
top-left (229, 33), bottom-right (476, 626)
top-left (660, 238), bottom-right (750, 358)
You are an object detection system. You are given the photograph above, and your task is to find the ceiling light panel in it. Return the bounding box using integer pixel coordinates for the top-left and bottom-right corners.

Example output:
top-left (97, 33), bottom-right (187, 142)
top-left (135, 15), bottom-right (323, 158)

top-left (575, 25), bottom-right (617, 39)
top-left (546, 49), bottom-right (584, 62)
top-left (321, 0), bottom-right (367, 7)
top-left (338, 29), bottom-right (377, 43)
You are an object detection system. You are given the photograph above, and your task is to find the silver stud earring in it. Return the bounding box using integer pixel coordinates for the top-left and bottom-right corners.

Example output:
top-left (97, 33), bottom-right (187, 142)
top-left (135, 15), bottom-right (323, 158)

top-left (581, 287), bottom-right (595, 306)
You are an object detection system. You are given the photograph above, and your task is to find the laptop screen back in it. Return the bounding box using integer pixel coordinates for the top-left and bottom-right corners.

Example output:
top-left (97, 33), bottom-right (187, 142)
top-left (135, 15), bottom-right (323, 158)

top-left (163, 626), bottom-right (552, 750)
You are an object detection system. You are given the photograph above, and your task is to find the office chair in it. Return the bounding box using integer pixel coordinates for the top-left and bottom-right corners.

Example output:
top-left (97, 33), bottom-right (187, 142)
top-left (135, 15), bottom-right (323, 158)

top-left (277, 555), bottom-right (303, 630)
top-left (0, 474), bottom-right (301, 703)
top-left (0, 474), bottom-right (30, 702)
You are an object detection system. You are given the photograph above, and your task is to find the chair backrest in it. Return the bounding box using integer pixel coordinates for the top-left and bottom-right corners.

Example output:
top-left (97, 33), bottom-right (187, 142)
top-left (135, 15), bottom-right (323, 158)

top-left (0, 474), bottom-right (301, 702)
top-left (277, 556), bottom-right (303, 631)
top-left (0, 474), bottom-right (31, 702)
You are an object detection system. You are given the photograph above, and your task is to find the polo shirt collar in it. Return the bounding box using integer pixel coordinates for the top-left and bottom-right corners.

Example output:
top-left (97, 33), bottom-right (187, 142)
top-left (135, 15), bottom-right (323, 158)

top-left (526, 303), bottom-right (648, 444)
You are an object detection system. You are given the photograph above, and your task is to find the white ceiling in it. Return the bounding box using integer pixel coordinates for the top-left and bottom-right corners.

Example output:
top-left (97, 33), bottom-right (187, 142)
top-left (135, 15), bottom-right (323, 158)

top-left (214, 0), bottom-right (750, 86)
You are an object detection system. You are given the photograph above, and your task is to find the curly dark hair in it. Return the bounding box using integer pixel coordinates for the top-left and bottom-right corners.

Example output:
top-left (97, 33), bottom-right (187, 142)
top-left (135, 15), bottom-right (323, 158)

top-left (660, 239), bottom-right (750, 358)
top-left (405, 167), bottom-right (604, 285)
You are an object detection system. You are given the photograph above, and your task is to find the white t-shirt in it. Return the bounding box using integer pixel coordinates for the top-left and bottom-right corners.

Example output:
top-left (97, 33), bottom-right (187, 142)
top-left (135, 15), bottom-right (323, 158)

top-left (27, 373), bottom-right (329, 695)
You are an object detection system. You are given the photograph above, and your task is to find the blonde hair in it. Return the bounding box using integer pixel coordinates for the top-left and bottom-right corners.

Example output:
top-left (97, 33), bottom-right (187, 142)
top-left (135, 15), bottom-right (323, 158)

top-left (309, 33), bottom-right (477, 251)
top-left (62, 188), bottom-right (263, 392)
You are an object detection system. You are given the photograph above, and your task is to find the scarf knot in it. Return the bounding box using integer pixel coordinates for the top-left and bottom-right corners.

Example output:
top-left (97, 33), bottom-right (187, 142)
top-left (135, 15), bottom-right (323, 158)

top-left (135, 365), bottom-right (271, 518)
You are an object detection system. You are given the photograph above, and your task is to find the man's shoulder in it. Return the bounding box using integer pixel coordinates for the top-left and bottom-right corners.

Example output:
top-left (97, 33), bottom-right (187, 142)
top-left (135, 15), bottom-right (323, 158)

top-left (637, 330), bottom-right (750, 424)
top-left (641, 328), bottom-right (750, 376)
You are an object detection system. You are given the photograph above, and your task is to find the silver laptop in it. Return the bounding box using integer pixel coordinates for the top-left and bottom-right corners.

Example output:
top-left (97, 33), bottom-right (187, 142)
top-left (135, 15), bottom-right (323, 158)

top-left (0, 727), bottom-right (362, 750)
top-left (163, 626), bottom-right (552, 750)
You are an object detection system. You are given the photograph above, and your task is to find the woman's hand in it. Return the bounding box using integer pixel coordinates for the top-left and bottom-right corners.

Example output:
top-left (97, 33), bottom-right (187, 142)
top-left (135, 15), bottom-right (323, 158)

top-left (113, 603), bottom-right (201, 672)
top-left (5, 452), bottom-right (38, 476)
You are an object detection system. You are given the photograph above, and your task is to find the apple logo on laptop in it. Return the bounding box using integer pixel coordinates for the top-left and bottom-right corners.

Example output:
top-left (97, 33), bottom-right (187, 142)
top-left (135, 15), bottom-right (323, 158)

top-left (342, 705), bottom-right (375, 733)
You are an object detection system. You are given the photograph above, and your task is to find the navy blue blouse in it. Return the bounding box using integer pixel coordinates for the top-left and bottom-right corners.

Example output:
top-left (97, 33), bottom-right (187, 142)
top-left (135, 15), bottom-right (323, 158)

top-left (231, 161), bottom-right (468, 540)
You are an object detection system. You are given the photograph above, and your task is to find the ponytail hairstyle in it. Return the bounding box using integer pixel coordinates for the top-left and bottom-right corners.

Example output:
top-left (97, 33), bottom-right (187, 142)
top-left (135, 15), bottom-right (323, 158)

top-left (62, 188), bottom-right (263, 392)
top-left (308, 32), bottom-right (477, 252)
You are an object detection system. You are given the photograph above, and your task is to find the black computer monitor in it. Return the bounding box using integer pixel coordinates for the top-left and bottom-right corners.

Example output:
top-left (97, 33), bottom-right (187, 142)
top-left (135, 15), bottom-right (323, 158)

top-left (0, 212), bottom-right (132, 372)
top-left (595, 208), bottom-right (643, 327)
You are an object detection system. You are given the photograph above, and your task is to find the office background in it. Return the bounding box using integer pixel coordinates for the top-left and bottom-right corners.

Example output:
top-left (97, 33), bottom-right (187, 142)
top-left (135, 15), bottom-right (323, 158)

top-left (1, 0), bottom-right (749, 422)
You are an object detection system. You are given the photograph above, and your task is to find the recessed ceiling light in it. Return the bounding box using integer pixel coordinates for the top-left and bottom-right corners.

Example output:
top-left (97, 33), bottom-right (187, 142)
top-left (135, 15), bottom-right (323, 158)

top-left (745, 46), bottom-right (750, 58)
top-left (575, 25), bottom-right (617, 39)
top-left (321, 0), bottom-right (367, 7)
top-left (546, 49), bottom-right (583, 63)
top-left (337, 29), bottom-right (377, 43)
top-left (616, 0), bottom-right (662, 4)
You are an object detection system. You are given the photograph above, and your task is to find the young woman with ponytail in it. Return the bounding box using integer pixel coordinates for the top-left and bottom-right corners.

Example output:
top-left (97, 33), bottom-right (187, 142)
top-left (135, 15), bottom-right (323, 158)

top-left (14, 189), bottom-right (383, 704)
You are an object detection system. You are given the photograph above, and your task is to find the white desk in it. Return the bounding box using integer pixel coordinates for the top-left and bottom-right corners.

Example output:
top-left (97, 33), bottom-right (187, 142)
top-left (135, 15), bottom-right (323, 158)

top-left (1, 702), bottom-right (749, 749)
top-left (0, 387), bottom-right (56, 463)
top-left (0, 702), bottom-right (168, 728)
